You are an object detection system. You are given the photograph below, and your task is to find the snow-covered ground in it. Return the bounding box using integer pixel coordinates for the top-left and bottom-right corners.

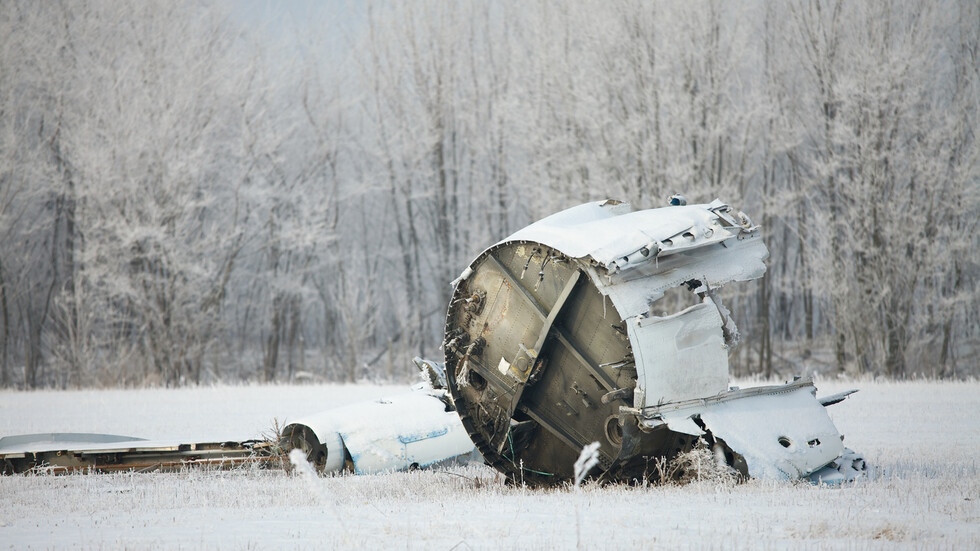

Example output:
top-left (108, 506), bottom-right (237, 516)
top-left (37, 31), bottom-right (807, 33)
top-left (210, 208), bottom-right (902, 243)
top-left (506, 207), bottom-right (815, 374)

top-left (2, 378), bottom-right (978, 549)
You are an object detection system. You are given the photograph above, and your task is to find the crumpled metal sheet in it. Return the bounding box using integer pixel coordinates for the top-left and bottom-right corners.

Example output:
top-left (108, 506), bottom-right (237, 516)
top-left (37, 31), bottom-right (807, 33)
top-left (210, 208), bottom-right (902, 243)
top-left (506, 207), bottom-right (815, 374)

top-left (640, 379), bottom-right (848, 480)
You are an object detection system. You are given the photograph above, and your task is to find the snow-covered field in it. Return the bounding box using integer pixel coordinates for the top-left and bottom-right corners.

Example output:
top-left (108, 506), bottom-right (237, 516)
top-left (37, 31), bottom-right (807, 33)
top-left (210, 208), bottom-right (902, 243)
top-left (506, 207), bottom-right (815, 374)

top-left (2, 379), bottom-right (978, 550)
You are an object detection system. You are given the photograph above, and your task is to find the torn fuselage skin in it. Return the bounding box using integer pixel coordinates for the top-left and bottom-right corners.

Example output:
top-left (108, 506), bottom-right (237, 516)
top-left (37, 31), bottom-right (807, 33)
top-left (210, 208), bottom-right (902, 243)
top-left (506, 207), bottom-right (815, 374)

top-left (281, 368), bottom-right (477, 476)
top-left (444, 198), bottom-right (862, 486)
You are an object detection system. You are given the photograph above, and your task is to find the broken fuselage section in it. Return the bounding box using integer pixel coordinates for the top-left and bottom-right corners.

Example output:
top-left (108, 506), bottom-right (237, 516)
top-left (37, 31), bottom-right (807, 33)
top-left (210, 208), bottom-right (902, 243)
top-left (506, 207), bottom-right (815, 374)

top-left (280, 358), bottom-right (478, 475)
top-left (444, 198), bottom-right (861, 485)
top-left (1, 359), bottom-right (477, 476)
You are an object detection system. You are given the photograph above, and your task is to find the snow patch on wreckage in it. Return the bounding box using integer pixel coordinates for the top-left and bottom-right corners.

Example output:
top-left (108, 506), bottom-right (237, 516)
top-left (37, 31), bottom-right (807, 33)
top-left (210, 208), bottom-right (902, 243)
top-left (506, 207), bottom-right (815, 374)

top-left (443, 197), bottom-right (865, 486)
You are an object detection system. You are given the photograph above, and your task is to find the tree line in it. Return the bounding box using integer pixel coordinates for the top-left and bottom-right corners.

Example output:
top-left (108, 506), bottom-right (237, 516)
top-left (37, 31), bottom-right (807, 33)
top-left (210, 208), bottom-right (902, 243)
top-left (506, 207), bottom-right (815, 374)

top-left (0, 0), bottom-right (976, 388)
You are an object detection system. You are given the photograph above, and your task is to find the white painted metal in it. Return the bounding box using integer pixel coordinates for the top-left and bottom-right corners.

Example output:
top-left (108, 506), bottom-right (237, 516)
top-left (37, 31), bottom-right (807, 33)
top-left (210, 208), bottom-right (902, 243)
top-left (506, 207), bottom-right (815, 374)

top-left (640, 379), bottom-right (847, 480)
top-left (627, 298), bottom-right (730, 404)
top-left (288, 385), bottom-right (476, 475)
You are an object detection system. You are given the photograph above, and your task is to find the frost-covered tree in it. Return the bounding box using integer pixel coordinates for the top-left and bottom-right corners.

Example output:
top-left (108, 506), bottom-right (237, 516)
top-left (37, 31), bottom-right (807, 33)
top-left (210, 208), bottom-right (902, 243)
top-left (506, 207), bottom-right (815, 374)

top-left (782, 0), bottom-right (979, 377)
top-left (0, 0), bottom-right (975, 387)
top-left (1, 1), bottom-right (263, 386)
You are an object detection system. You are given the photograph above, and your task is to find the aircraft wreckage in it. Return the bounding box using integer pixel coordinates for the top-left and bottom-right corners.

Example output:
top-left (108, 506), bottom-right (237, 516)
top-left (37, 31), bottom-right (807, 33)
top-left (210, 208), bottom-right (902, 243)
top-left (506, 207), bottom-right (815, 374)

top-left (1, 197), bottom-right (865, 484)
